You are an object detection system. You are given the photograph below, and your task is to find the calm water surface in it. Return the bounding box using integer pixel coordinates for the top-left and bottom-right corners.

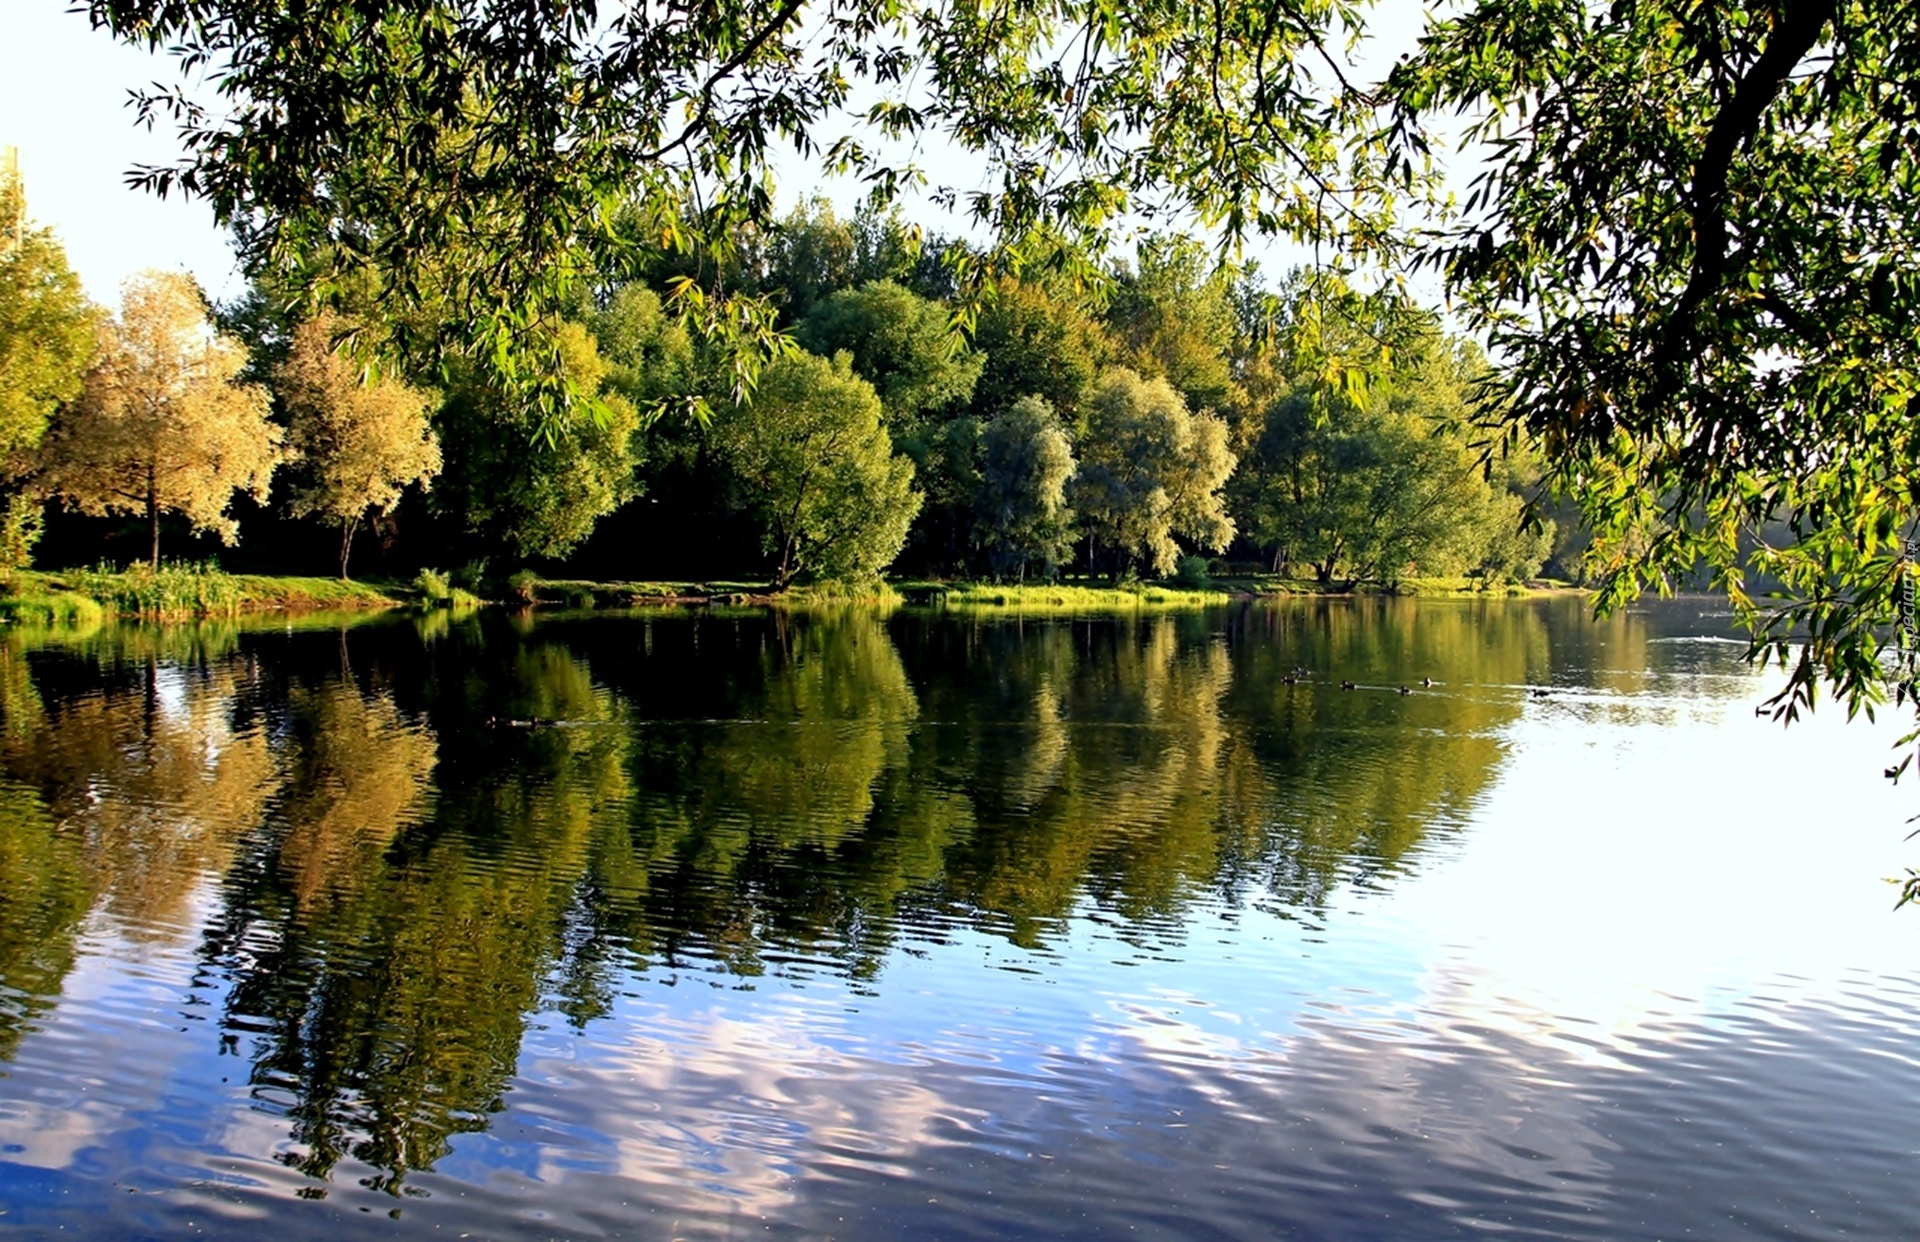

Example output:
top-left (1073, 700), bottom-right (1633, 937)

top-left (0, 599), bottom-right (1915, 1239)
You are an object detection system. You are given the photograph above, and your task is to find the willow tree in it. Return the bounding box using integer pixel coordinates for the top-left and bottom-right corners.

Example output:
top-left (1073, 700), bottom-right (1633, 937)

top-left (43, 271), bottom-right (281, 567)
top-left (1386, 1), bottom-right (1920, 717)
top-left (277, 313), bottom-right (441, 578)
top-left (977, 396), bottom-right (1077, 581)
top-left (1072, 369), bottom-right (1236, 578)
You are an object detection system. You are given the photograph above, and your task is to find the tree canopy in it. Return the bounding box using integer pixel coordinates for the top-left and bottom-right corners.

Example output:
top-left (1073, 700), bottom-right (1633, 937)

top-left (1073, 368), bottom-right (1236, 577)
top-left (1384, 0), bottom-right (1920, 715)
top-left (276, 312), bottom-right (442, 578)
top-left (81, 0), bottom-right (1405, 430)
top-left (713, 350), bottom-right (921, 587)
top-left (42, 271), bottom-right (282, 567)
top-left (0, 168), bottom-right (97, 573)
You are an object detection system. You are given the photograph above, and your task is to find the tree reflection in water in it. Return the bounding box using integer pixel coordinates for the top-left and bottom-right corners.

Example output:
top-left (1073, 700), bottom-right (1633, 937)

top-left (0, 598), bottom-right (1654, 1197)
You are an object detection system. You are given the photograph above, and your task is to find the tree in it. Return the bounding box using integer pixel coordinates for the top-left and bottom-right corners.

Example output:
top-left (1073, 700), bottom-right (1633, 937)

top-left (800, 279), bottom-right (984, 573)
top-left (1105, 236), bottom-right (1244, 419)
top-left (977, 396), bottom-right (1077, 580)
top-left (0, 168), bottom-right (96, 574)
top-left (1072, 369), bottom-right (1236, 578)
top-left (276, 313), bottom-right (441, 578)
top-left (42, 271), bottom-right (281, 567)
top-left (713, 351), bottom-right (921, 587)
top-left (798, 280), bottom-right (982, 431)
top-left (967, 279), bottom-right (1117, 432)
top-left (1387, 0), bottom-right (1920, 715)
top-left (434, 321), bottom-right (643, 562)
top-left (83, 0), bottom-right (1398, 433)
top-left (1236, 293), bottom-right (1550, 589)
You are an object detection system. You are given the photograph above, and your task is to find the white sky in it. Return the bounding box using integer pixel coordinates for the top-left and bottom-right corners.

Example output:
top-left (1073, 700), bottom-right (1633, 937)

top-left (1, 0), bottom-right (243, 303)
top-left (1, 0), bottom-right (1439, 307)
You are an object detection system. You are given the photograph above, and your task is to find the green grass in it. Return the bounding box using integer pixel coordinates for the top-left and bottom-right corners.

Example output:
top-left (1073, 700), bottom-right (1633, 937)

top-left (1209, 573), bottom-right (1576, 598)
top-left (7, 564), bottom-right (400, 620)
top-left (922, 581), bottom-right (1231, 610)
top-left (0, 589), bottom-right (105, 629)
top-left (226, 574), bottom-right (401, 609)
top-left (514, 576), bottom-right (901, 608)
top-left (778, 580), bottom-right (901, 606)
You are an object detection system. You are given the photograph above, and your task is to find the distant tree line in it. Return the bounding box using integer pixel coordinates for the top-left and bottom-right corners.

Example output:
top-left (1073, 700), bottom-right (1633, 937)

top-left (2, 182), bottom-right (1575, 589)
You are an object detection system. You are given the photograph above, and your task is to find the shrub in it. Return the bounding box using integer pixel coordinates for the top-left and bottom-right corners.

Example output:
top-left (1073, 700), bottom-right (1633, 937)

top-left (1174, 555), bottom-right (1213, 589)
top-left (507, 569), bottom-right (539, 604)
top-left (413, 568), bottom-right (451, 603)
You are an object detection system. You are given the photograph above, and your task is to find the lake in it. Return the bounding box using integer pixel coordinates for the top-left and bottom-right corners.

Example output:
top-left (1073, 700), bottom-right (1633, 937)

top-left (1, 598), bottom-right (1916, 1239)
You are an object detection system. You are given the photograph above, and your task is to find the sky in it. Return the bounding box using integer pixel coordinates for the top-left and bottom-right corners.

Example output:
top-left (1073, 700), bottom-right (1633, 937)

top-left (1, 0), bottom-right (1434, 308)
top-left (2, 0), bottom-right (242, 303)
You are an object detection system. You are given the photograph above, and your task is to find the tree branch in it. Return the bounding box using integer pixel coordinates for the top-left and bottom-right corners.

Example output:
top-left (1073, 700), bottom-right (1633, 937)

top-left (1656, 0), bottom-right (1836, 373)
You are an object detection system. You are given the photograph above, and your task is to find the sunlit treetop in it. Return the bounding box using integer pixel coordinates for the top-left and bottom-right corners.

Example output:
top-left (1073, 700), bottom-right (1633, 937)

top-left (84, 0), bottom-right (1422, 424)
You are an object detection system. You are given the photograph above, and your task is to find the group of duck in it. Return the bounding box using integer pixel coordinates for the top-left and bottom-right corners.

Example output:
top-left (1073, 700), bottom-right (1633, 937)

top-left (1282, 668), bottom-right (1439, 696)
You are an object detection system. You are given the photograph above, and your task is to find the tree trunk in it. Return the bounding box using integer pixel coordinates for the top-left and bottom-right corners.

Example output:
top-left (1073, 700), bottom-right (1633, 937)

top-left (775, 534), bottom-right (795, 591)
top-left (147, 466), bottom-right (160, 570)
top-left (339, 517), bottom-right (358, 581)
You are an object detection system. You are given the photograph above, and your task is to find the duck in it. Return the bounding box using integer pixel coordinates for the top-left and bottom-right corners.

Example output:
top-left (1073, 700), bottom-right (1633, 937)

top-left (1528, 688), bottom-right (1551, 699)
top-left (1398, 685), bottom-right (1412, 695)
top-left (1419, 676), bottom-right (1434, 688)
top-left (1340, 680), bottom-right (1356, 691)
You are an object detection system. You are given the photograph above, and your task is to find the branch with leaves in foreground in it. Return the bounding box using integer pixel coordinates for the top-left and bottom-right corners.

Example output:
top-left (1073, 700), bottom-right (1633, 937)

top-left (85, 0), bottom-right (1423, 431)
top-left (1389, 0), bottom-right (1920, 725)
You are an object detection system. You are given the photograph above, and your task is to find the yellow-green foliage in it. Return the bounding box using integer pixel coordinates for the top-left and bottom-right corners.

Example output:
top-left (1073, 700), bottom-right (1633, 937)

top-left (12, 565), bottom-right (396, 619)
top-left (40, 272), bottom-right (283, 556)
top-left (69, 561), bottom-right (244, 616)
top-left (0, 591), bottom-right (103, 629)
top-left (931, 582), bottom-right (1228, 610)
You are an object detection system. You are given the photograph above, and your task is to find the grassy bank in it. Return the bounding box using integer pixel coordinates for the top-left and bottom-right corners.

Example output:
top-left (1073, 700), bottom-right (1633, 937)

top-left (1212, 573), bottom-right (1577, 598)
top-left (2, 565), bottom-right (401, 622)
top-left (911, 581), bottom-right (1232, 610)
top-left (514, 576), bottom-right (901, 608)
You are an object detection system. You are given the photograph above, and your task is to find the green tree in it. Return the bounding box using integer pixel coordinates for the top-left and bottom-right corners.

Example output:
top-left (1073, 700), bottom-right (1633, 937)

top-left (1387, 0), bottom-right (1920, 713)
top-left (1072, 369), bottom-right (1236, 577)
top-left (434, 321), bottom-right (642, 561)
top-left (977, 396), bottom-right (1077, 580)
top-left (41, 271), bottom-right (282, 567)
top-left (1105, 236), bottom-right (1244, 419)
top-left (0, 169), bottom-right (97, 574)
top-left (967, 279), bottom-right (1117, 431)
top-left (800, 279), bottom-right (984, 573)
top-left (587, 284), bottom-right (696, 410)
top-left (83, 0), bottom-right (1409, 442)
top-left (276, 312), bottom-right (441, 578)
top-left (798, 280), bottom-right (982, 430)
top-left (714, 351), bottom-right (921, 587)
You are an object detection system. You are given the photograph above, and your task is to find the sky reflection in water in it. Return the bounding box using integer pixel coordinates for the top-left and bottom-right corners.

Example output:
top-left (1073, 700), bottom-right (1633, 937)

top-left (0, 599), bottom-right (1915, 1240)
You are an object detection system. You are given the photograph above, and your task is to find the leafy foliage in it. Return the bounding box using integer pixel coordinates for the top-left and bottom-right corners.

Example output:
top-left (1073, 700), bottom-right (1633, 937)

top-left (1388, 0), bottom-right (1920, 714)
top-left (41, 272), bottom-right (282, 567)
top-left (434, 321), bottom-right (642, 562)
top-left (977, 396), bottom-right (1077, 580)
top-left (82, 0), bottom-right (1414, 432)
top-left (1237, 294), bottom-right (1550, 588)
top-left (0, 170), bottom-right (98, 574)
top-left (799, 280), bottom-right (982, 430)
top-left (0, 171), bottom-right (95, 462)
top-left (277, 313), bottom-right (441, 577)
top-left (1073, 369), bottom-right (1236, 577)
top-left (713, 351), bottom-right (921, 587)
